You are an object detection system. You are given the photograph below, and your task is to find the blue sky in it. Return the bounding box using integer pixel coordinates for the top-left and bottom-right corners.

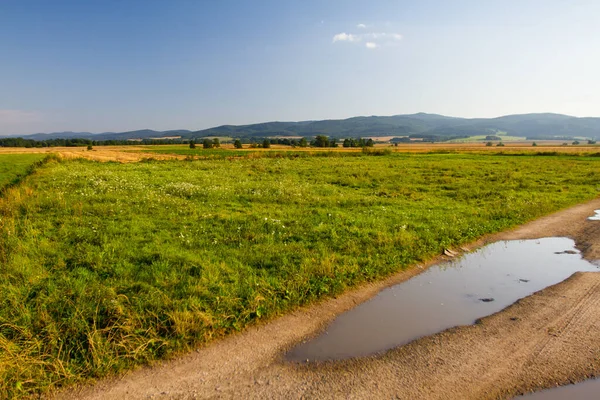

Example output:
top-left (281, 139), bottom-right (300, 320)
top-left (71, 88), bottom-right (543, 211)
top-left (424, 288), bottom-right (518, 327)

top-left (1, 0), bottom-right (599, 134)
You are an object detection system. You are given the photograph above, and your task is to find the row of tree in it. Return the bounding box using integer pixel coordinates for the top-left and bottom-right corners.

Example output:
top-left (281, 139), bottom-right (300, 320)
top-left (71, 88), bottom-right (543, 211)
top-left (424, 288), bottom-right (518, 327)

top-left (1, 135), bottom-right (385, 149)
top-left (0, 137), bottom-right (188, 148)
top-left (342, 138), bottom-right (375, 148)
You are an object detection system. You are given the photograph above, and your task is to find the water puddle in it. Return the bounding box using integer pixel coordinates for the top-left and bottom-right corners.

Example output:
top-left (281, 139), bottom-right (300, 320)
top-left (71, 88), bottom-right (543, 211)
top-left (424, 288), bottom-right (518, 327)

top-left (518, 379), bottom-right (600, 399)
top-left (589, 209), bottom-right (600, 221)
top-left (287, 238), bottom-right (598, 362)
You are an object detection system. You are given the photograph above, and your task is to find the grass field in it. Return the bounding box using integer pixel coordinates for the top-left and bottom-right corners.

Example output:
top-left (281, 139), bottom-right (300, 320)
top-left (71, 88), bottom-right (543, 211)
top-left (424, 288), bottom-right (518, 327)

top-left (1, 152), bottom-right (599, 397)
top-left (0, 153), bottom-right (47, 189)
top-left (132, 143), bottom-right (600, 157)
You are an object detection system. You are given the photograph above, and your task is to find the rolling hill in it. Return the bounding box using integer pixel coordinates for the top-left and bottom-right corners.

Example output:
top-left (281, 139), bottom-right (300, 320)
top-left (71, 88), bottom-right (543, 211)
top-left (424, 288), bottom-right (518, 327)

top-left (3, 113), bottom-right (600, 142)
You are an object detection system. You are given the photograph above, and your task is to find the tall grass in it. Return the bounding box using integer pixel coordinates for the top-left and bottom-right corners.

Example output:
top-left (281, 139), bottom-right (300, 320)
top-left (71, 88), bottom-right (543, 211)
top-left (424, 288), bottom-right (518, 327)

top-left (0, 153), bottom-right (599, 397)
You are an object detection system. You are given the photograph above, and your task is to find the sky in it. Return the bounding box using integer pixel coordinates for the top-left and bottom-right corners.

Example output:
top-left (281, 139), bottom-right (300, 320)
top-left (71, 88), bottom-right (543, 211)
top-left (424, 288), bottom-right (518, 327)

top-left (1, 0), bottom-right (599, 135)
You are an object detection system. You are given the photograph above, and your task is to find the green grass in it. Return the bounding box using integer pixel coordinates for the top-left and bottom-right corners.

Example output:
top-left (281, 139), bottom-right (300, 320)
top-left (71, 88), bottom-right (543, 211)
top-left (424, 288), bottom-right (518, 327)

top-left (1, 153), bottom-right (599, 397)
top-left (0, 153), bottom-right (47, 190)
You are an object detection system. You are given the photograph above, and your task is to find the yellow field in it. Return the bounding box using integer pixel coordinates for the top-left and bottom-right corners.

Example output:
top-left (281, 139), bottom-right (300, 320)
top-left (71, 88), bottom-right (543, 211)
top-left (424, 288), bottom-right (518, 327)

top-left (0, 141), bottom-right (597, 163)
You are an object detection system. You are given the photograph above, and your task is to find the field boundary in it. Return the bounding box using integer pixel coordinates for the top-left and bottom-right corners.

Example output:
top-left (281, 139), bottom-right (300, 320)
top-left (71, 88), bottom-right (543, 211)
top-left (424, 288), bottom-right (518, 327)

top-left (0, 154), bottom-right (59, 195)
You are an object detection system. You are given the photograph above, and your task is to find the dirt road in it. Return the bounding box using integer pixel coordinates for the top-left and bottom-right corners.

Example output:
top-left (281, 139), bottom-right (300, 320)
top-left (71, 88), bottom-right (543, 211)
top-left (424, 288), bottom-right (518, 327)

top-left (57, 198), bottom-right (600, 400)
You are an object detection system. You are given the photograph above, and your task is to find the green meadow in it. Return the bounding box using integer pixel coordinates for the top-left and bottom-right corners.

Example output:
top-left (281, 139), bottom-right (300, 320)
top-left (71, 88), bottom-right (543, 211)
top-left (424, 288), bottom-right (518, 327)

top-left (1, 152), bottom-right (599, 397)
top-left (0, 153), bottom-right (47, 189)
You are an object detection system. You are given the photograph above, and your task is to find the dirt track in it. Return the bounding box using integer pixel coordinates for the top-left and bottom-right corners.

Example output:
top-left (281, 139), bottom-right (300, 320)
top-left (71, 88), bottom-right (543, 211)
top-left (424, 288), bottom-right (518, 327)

top-left (57, 198), bottom-right (600, 400)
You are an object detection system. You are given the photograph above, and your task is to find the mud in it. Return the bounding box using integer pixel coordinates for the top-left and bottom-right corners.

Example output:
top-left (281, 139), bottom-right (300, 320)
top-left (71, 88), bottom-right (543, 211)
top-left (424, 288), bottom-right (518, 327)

top-left (288, 238), bottom-right (598, 361)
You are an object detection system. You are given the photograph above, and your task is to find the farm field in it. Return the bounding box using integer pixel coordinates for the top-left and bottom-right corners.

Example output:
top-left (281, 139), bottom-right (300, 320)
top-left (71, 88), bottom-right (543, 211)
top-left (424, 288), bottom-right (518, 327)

top-left (1, 152), bottom-right (600, 397)
top-left (131, 142), bottom-right (600, 157)
top-left (0, 153), bottom-right (47, 189)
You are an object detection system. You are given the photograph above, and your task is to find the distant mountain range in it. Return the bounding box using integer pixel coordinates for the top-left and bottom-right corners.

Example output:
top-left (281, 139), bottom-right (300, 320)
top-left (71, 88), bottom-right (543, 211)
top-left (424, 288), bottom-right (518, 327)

top-left (4, 113), bottom-right (600, 141)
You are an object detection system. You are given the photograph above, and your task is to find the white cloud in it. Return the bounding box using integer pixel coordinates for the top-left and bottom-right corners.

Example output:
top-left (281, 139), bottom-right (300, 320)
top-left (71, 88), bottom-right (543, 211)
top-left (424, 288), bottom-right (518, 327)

top-left (332, 33), bottom-right (359, 43)
top-left (332, 26), bottom-right (403, 49)
top-left (366, 33), bottom-right (403, 41)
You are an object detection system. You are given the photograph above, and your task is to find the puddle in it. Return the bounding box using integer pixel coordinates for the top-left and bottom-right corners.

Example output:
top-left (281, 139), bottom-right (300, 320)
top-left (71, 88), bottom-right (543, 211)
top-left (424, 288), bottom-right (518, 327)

top-left (589, 209), bottom-right (600, 221)
top-left (518, 379), bottom-right (600, 399)
top-left (287, 238), bottom-right (598, 362)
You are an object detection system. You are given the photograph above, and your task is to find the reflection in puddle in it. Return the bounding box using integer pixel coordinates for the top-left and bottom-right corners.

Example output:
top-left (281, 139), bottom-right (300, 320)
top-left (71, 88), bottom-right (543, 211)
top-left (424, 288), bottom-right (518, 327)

top-left (589, 209), bottom-right (600, 221)
top-left (518, 379), bottom-right (600, 399)
top-left (287, 238), bottom-right (598, 362)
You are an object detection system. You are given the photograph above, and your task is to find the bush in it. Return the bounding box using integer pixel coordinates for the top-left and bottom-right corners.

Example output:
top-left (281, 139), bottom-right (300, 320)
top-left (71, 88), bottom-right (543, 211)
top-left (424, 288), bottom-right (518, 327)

top-left (203, 139), bottom-right (213, 149)
top-left (87, 145), bottom-right (93, 151)
top-left (262, 139), bottom-right (271, 149)
top-left (189, 140), bottom-right (196, 149)
top-left (234, 139), bottom-right (242, 149)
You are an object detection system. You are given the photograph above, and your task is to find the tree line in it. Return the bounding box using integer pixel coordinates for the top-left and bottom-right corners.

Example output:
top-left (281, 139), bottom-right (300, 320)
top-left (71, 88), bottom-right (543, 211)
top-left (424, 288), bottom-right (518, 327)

top-left (1, 135), bottom-right (381, 149)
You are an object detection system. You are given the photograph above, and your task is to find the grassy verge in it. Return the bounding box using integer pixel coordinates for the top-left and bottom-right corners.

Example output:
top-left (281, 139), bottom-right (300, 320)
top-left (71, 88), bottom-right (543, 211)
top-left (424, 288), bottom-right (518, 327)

top-left (0, 153), bottom-right (48, 191)
top-left (1, 153), bottom-right (599, 397)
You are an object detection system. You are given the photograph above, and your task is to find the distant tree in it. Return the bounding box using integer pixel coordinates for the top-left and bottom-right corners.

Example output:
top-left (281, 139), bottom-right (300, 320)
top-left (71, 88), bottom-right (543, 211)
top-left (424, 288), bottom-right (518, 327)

top-left (212, 138), bottom-right (220, 148)
top-left (343, 138), bottom-right (351, 148)
top-left (532, 142), bottom-right (538, 147)
top-left (572, 140), bottom-right (580, 145)
top-left (203, 139), bottom-right (213, 149)
top-left (562, 143), bottom-right (568, 146)
top-left (366, 138), bottom-right (375, 147)
top-left (87, 145), bottom-right (93, 151)
top-left (234, 139), bottom-right (243, 149)
top-left (189, 140), bottom-right (196, 149)
top-left (262, 139), bottom-right (271, 148)
top-left (588, 140), bottom-right (597, 144)
top-left (486, 141), bottom-right (493, 147)
top-left (299, 137), bottom-right (308, 147)
top-left (496, 142), bottom-right (505, 147)
top-left (313, 135), bottom-right (330, 147)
